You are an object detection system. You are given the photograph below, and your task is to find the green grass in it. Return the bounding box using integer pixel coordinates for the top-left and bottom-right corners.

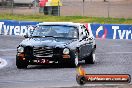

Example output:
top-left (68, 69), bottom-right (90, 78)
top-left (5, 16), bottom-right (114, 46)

top-left (0, 14), bottom-right (132, 24)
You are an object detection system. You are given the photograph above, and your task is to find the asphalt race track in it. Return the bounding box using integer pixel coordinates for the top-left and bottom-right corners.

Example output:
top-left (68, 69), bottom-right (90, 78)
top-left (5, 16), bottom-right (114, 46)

top-left (0, 35), bottom-right (132, 88)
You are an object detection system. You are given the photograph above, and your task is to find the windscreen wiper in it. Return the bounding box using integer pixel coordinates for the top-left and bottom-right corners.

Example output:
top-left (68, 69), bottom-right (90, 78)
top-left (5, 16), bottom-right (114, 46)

top-left (32, 36), bottom-right (44, 38)
top-left (44, 36), bottom-right (54, 38)
top-left (32, 36), bottom-right (76, 39)
top-left (32, 36), bottom-right (54, 38)
top-left (53, 36), bottom-right (76, 39)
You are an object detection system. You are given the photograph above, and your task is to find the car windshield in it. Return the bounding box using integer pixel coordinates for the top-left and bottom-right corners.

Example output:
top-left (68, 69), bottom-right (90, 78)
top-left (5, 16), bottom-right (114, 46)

top-left (32, 25), bottom-right (78, 39)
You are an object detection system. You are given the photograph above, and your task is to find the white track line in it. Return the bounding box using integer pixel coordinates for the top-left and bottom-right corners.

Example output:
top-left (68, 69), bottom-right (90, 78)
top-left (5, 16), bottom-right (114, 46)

top-left (0, 49), bottom-right (16, 51)
top-left (0, 58), bottom-right (7, 68)
top-left (97, 52), bottom-right (132, 54)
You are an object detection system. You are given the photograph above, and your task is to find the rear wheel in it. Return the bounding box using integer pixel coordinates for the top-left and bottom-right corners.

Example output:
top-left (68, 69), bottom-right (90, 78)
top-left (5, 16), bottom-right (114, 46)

top-left (85, 51), bottom-right (95, 64)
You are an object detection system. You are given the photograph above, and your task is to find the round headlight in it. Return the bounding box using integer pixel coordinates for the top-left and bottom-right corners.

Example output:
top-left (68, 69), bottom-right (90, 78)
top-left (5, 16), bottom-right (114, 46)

top-left (18, 47), bottom-right (24, 53)
top-left (63, 48), bottom-right (70, 54)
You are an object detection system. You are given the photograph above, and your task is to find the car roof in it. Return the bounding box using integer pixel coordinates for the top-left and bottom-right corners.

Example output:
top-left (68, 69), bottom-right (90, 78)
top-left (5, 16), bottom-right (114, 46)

top-left (37, 22), bottom-right (83, 27)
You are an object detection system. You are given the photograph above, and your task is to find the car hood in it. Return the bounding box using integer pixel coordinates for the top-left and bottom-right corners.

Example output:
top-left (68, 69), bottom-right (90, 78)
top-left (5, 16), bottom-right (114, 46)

top-left (20, 38), bottom-right (76, 48)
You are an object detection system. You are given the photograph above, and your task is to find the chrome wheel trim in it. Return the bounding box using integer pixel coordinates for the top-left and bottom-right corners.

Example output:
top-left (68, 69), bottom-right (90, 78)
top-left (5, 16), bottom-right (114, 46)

top-left (75, 57), bottom-right (79, 66)
top-left (92, 51), bottom-right (96, 62)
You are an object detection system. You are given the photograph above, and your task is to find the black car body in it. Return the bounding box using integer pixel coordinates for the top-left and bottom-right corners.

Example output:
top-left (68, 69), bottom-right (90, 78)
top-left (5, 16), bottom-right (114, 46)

top-left (16, 22), bottom-right (96, 68)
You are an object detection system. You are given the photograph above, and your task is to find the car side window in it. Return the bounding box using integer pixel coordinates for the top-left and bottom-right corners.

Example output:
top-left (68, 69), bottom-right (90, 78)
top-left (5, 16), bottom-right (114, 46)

top-left (81, 25), bottom-right (89, 38)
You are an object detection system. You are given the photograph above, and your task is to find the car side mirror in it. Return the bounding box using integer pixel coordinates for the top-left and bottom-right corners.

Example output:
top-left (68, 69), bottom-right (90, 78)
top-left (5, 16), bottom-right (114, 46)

top-left (24, 34), bottom-right (29, 38)
top-left (82, 36), bottom-right (87, 40)
top-left (88, 36), bottom-right (93, 40)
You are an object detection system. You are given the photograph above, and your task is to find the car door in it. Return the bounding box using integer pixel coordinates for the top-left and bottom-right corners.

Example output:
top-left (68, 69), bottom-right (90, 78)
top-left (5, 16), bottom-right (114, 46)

top-left (83, 25), bottom-right (93, 56)
top-left (79, 25), bottom-right (92, 58)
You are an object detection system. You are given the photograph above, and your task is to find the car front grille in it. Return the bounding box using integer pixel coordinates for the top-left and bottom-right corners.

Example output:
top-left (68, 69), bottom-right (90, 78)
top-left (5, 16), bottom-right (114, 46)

top-left (33, 46), bottom-right (53, 57)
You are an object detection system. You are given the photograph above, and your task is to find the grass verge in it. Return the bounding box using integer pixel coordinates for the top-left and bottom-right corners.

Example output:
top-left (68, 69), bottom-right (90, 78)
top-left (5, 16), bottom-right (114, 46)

top-left (0, 14), bottom-right (132, 24)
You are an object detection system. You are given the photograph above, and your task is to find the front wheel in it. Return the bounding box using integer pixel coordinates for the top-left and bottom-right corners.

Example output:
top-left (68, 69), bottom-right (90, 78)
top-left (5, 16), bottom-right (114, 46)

top-left (70, 55), bottom-right (79, 68)
top-left (85, 51), bottom-right (95, 64)
top-left (16, 64), bottom-right (27, 69)
top-left (16, 59), bottom-right (28, 69)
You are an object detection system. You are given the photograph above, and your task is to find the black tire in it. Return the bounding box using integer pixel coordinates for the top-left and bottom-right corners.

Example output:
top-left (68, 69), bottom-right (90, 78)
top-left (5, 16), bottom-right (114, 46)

top-left (16, 59), bottom-right (28, 69)
top-left (58, 61), bottom-right (66, 67)
top-left (16, 64), bottom-right (27, 69)
top-left (85, 51), bottom-right (95, 64)
top-left (70, 57), bottom-right (79, 68)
